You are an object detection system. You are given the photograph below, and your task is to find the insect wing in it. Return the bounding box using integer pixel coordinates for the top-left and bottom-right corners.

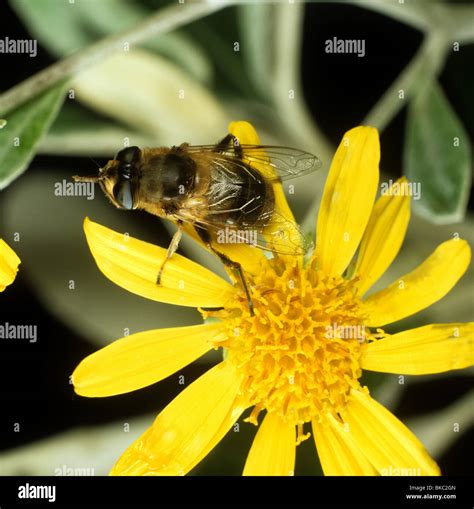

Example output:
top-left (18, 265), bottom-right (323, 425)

top-left (185, 144), bottom-right (322, 181)
top-left (176, 207), bottom-right (311, 256)
top-left (178, 143), bottom-right (319, 254)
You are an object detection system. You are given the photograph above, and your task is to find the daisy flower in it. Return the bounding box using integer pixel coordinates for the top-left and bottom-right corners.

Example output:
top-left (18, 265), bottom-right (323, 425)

top-left (0, 239), bottom-right (20, 292)
top-left (72, 121), bottom-right (473, 476)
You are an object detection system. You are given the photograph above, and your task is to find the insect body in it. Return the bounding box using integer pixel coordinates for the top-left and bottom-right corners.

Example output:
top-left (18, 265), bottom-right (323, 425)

top-left (74, 134), bottom-right (321, 315)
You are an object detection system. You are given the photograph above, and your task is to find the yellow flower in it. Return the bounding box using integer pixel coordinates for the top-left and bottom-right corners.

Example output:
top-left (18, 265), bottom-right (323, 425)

top-left (73, 122), bottom-right (473, 476)
top-left (0, 239), bottom-right (20, 291)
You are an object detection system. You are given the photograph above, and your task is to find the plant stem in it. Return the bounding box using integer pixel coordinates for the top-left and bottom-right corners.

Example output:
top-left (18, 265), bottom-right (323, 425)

top-left (348, 0), bottom-right (432, 32)
top-left (0, 0), bottom-right (227, 115)
top-left (449, 5), bottom-right (474, 43)
top-left (354, 0), bottom-right (474, 132)
top-left (363, 31), bottom-right (449, 131)
top-left (272, 2), bottom-right (333, 159)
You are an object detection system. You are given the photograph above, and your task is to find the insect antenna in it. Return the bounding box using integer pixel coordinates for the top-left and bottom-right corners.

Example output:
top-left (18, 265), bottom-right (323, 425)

top-left (89, 157), bottom-right (102, 169)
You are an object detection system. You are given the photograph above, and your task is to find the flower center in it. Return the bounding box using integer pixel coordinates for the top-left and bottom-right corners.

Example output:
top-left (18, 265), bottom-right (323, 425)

top-left (205, 257), bottom-right (368, 430)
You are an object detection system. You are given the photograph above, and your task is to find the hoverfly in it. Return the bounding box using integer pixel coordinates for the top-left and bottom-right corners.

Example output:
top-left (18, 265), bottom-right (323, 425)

top-left (74, 133), bottom-right (321, 315)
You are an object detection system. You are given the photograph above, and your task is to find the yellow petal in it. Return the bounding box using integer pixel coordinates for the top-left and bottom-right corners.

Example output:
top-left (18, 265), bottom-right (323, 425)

top-left (228, 120), bottom-right (261, 146)
top-left (312, 415), bottom-right (377, 475)
top-left (73, 322), bottom-right (225, 397)
top-left (361, 323), bottom-right (474, 375)
top-left (341, 389), bottom-right (440, 475)
top-left (84, 217), bottom-right (234, 307)
top-left (110, 361), bottom-right (244, 475)
top-left (353, 177), bottom-right (411, 296)
top-left (0, 239), bottom-right (20, 291)
top-left (186, 392), bottom-right (249, 472)
top-left (362, 239), bottom-right (471, 327)
top-left (315, 126), bottom-right (380, 276)
top-left (243, 412), bottom-right (295, 476)
top-left (180, 222), bottom-right (264, 275)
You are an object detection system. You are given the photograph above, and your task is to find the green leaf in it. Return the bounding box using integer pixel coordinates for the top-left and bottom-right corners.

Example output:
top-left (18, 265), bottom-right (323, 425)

top-left (404, 81), bottom-right (471, 224)
top-left (9, 0), bottom-right (92, 56)
top-left (406, 389), bottom-right (474, 458)
top-left (238, 3), bottom-right (275, 98)
top-left (74, 0), bottom-right (212, 84)
top-left (40, 103), bottom-right (156, 157)
top-left (72, 49), bottom-right (227, 146)
top-left (186, 6), bottom-right (254, 97)
top-left (10, 0), bottom-right (212, 83)
top-left (0, 83), bottom-right (66, 189)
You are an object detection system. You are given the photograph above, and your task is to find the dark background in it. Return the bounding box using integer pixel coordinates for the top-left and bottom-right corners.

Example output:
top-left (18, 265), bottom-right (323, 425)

top-left (0, 0), bottom-right (472, 476)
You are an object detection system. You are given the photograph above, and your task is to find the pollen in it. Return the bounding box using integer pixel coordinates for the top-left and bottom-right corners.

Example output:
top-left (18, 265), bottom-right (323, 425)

top-left (204, 257), bottom-right (370, 429)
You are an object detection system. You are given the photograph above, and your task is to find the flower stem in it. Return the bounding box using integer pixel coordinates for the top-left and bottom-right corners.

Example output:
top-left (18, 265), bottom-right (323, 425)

top-left (0, 0), bottom-right (227, 115)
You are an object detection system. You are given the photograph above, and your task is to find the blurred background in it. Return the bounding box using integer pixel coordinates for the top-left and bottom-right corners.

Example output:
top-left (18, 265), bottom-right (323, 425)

top-left (0, 0), bottom-right (472, 476)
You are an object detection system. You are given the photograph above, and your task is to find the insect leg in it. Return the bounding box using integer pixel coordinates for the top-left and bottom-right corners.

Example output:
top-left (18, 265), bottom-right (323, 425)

top-left (195, 227), bottom-right (255, 316)
top-left (215, 133), bottom-right (243, 159)
top-left (156, 220), bottom-right (183, 285)
top-left (217, 251), bottom-right (255, 317)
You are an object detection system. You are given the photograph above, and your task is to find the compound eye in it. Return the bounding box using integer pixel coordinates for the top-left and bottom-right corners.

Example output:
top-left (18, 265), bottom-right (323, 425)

top-left (115, 146), bottom-right (140, 165)
top-left (113, 179), bottom-right (136, 210)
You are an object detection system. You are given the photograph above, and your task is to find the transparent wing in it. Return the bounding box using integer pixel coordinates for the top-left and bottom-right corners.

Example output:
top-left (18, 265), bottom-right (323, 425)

top-left (185, 144), bottom-right (322, 181)
top-left (174, 206), bottom-right (312, 256)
